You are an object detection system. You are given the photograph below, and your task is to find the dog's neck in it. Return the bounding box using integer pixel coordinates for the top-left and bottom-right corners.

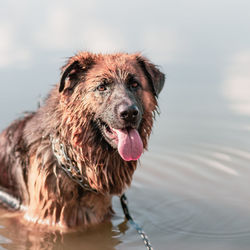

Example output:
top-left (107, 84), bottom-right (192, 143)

top-left (51, 136), bottom-right (97, 193)
top-left (50, 135), bottom-right (137, 195)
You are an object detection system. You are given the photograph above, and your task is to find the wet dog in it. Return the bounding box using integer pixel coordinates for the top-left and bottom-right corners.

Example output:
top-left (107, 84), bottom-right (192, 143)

top-left (0, 52), bottom-right (165, 228)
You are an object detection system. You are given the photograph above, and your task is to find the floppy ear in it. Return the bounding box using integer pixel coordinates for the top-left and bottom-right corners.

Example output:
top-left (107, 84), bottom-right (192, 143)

top-left (59, 53), bottom-right (95, 93)
top-left (136, 56), bottom-right (165, 97)
top-left (59, 61), bottom-right (80, 92)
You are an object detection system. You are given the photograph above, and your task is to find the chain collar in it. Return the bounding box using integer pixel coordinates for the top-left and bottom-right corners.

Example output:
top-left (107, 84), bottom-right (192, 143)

top-left (51, 137), bottom-right (97, 193)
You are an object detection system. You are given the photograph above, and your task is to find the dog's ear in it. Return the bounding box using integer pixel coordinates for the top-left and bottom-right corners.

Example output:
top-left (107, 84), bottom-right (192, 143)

top-left (59, 53), bottom-right (95, 94)
top-left (59, 61), bottom-right (79, 93)
top-left (136, 56), bottom-right (165, 97)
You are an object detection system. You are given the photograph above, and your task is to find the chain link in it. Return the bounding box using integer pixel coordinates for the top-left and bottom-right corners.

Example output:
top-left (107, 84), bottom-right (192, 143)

top-left (51, 137), bottom-right (97, 193)
top-left (120, 194), bottom-right (154, 250)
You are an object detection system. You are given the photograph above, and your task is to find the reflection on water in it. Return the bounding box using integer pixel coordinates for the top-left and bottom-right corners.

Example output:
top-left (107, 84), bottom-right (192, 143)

top-left (0, 211), bottom-right (124, 250)
top-left (222, 50), bottom-right (250, 116)
top-left (1, 0), bottom-right (250, 250)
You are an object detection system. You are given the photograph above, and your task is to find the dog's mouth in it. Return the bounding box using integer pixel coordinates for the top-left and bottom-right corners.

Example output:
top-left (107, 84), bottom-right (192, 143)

top-left (99, 120), bottom-right (143, 161)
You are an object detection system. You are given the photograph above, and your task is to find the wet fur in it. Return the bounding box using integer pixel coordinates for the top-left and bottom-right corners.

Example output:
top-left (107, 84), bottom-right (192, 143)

top-left (0, 52), bottom-right (164, 228)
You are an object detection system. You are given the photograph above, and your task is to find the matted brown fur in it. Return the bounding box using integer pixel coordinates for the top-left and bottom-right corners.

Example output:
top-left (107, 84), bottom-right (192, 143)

top-left (0, 52), bottom-right (165, 229)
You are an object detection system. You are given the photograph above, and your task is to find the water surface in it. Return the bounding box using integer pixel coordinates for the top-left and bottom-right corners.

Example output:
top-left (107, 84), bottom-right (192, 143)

top-left (0, 1), bottom-right (250, 249)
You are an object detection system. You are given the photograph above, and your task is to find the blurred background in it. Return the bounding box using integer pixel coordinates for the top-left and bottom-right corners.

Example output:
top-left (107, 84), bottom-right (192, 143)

top-left (0, 1), bottom-right (250, 250)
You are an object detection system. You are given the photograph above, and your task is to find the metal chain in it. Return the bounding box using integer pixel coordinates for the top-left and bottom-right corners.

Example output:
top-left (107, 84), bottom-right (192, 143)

top-left (51, 137), bottom-right (97, 193)
top-left (120, 194), bottom-right (154, 250)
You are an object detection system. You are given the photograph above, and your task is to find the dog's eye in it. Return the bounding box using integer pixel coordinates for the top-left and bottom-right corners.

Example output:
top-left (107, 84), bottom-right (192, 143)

top-left (97, 84), bottom-right (107, 91)
top-left (130, 82), bottom-right (140, 90)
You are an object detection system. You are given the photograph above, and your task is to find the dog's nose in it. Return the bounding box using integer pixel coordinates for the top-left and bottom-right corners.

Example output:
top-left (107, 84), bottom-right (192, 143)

top-left (119, 104), bottom-right (139, 123)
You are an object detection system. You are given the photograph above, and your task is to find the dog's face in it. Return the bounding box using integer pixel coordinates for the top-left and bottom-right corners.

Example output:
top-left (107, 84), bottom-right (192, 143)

top-left (59, 52), bottom-right (165, 161)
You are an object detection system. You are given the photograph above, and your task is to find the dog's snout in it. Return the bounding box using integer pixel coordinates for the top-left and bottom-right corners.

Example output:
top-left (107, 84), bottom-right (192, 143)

top-left (119, 104), bottom-right (139, 123)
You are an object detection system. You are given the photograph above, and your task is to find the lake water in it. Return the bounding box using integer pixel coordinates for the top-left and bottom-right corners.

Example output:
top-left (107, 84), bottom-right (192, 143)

top-left (0, 1), bottom-right (250, 249)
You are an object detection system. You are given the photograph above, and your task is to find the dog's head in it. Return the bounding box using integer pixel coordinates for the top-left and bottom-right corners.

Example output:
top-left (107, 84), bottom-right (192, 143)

top-left (58, 52), bottom-right (165, 162)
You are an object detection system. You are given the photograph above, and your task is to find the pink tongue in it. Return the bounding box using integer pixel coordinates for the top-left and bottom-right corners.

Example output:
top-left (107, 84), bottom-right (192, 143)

top-left (113, 128), bottom-right (143, 161)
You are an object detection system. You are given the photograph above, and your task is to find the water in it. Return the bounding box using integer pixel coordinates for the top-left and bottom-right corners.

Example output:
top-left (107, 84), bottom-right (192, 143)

top-left (0, 1), bottom-right (250, 249)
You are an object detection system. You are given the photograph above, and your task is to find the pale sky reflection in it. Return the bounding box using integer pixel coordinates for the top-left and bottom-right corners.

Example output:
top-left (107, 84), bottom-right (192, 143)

top-left (222, 51), bottom-right (250, 116)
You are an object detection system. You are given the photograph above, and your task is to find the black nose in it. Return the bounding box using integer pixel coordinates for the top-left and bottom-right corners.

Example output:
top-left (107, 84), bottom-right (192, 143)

top-left (119, 104), bottom-right (139, 123)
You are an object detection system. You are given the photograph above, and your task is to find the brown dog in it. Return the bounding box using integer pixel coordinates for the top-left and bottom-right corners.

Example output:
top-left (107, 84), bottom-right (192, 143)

top-left (0, 52), bottom-right (165, 228)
